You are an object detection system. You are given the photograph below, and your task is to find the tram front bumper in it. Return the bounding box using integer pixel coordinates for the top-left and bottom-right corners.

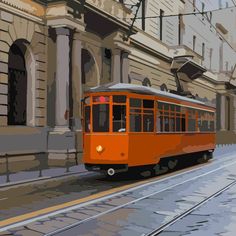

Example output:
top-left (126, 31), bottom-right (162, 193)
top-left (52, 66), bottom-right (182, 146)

top-left (84, 164), bottom-right (128, 173)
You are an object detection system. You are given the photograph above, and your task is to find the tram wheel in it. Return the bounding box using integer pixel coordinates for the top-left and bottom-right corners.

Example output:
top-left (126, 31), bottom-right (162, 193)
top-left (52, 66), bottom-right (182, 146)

top-left (197, 152), bottom-right (209, 164)
top-left (153, 164), bottom-right (168, 175)
top-left (167, 159), bottom-right (178, 170)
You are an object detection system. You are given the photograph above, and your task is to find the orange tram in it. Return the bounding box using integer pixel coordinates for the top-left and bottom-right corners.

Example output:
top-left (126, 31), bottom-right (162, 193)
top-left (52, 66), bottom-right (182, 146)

top-left (82, 83), bottom-right (216, 176)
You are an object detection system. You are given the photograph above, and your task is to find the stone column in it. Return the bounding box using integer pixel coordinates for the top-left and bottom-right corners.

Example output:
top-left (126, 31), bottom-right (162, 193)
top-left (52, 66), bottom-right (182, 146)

top-left (220, 94), bottom-right (226, 131)
top-left (233, 95), bottom-right (236, 133)
top-left (112, 48), bottom-right (121, 83)
top-left (72, 32), bottom-right (83, 131)
top-left (55, 27), bottom-right (70, 131)
top-left (121, 51), bottom-right (129, 83)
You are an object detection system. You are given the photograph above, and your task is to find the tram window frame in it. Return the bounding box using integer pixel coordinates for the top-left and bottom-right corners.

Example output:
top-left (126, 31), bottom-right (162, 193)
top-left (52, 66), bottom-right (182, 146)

top-left (187, 108), bottom-right (196, 132)
top-left (197, 110), bottom-right (215, 132)
top-left (113, 95), bottom-right (126, 103)
top-left (129, 98), bottom-right (154, 133)
top-left (112, 95), bottom-right (127, 132)
top-left (156, 101), bottom-right (189, 133)
top-left (92, 103), bottom-right (110, 132)
top-left (84, 105), bottom-right (91, 133)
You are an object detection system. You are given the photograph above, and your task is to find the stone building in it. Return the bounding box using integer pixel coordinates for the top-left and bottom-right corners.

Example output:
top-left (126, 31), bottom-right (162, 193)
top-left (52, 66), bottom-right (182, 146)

top-left (125, 0), bottom-right (236, 144)
top-left (0, 0), bottom-right (235, 160)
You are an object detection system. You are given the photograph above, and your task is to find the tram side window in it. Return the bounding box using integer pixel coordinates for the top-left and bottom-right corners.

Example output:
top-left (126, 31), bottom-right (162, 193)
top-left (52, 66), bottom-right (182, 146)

top-left (181, 107), bottom-right (186, 132)
top-left (210, 113), bottom-right (215, 131)
top-left (84, 106), bottom-right (90, 132)
top-left (175, 105), bottom-right (181, 132)
top-left (198, 111), bottom-right (215, 132)
top-left (93, 104), bottom-right (109, 132)
top-left (113, 105), bottom-right (126, 132)
top-left (130, 98), bottom-right (141, 107)
top-left (143, 111), bottom-right (154, 132)
top-left (113, 95), bottom-right (126, 103)
top-left (130, 113), bottom-right (141, 132)
top-left (143, 99), bottom-right (154, 132)
top-left (176, 115), bottom-right (181, 132)
top-left (188, 108), bottom-right (196, 132)
top-left (181, 115), bottom-right (186, 132)
top-left (130, 98), bottom-right (142, 132)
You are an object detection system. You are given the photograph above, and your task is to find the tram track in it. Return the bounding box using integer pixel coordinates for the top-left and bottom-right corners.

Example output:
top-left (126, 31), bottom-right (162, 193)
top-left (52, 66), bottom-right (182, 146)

top-left (38, 158), bottom-right (236, 236)
top-left (1, 151), bottom-right (236, 234)
top-left (145, 179), bottom-right (236, 236)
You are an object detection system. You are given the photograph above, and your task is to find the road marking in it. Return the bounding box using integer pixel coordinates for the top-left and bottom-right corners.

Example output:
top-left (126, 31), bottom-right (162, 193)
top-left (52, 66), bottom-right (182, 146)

top-left (0, 154), bottom-right (236, 232)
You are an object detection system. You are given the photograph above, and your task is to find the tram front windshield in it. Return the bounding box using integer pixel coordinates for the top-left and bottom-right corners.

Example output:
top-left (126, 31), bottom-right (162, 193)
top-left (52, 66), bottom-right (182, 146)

top-left (93, 104), bottom-right (110, 132)
top-left (84, 95), bottom-right (126, 133)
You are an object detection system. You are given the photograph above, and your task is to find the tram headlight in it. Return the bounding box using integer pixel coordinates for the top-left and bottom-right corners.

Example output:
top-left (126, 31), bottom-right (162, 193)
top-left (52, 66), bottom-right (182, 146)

top-left (96, 145), bottom-right (103, 153)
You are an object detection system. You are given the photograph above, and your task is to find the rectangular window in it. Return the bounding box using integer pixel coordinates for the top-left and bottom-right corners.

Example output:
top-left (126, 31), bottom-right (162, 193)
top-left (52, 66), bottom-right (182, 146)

top-left (198, 111), bottom-right (215, 132)
top-left (164, 116), bottom-right (169, 132)
top-left (113, 95), bottom-right (126, 103)
top-left (176, 116), bottom-right (181, 132)
top-left (84, 106), bottom-right (91, 132)
top-left (181, 115), bottom-right (186, 132)
top-left (156, 110), bottom-right (161, 132)
top-left (143, 99), bottom-right (154, 108)
top-left (130, 98), bottom-right (141, 107)
top-left (202, 43), bottom-right (205, 59)
top-left (113, 105), bottom-right (126, 132)
top-left (193, 35), bottom-right (196, 51)
top-left (92, 104), bottom-right (109, 132)
top-left (130, 114), bottom-right (141, 132)
top-left (143, 114), bottom-right (154, 132)
top-left (169, 117), bottom-right (175, 132)
top-left (142, 0), bottom-right (146, 31)
top-left (160, 9), bottom-right (164, 41)
top-left (188, 109), bottom-right (196, 132)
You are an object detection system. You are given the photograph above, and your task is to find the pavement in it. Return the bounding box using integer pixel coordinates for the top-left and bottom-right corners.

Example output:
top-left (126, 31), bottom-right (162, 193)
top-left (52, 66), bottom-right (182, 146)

top-left (1, 145), bottom-right (236, 235)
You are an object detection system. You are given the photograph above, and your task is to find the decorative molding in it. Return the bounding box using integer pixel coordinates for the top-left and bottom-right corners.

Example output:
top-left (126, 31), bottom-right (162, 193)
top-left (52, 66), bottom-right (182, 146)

top-left (0, 1), bottom-right (43, 23)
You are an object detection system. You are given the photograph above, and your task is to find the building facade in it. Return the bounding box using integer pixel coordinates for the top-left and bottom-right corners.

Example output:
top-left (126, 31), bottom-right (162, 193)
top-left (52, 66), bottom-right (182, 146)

top-left (0, 0), bottom-right (235, 159)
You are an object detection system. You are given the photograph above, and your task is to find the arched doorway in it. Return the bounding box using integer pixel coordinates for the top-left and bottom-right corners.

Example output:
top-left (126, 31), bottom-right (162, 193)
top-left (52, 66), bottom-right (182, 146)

top-left (81, 49), bottom-right (98, 89)
top-left (8, 42), bottom-right (27, 125)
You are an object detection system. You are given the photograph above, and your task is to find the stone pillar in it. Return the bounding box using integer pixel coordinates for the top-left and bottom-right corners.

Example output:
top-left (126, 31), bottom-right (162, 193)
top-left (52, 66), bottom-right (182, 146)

top-left (72, 32), bottom-right (83, 131)
top-left (112, 48), bottom-right (121, 83)
top-left (220, 94), bottom-right (226, 131)
top-left (48, 27), bottom-right (76, 156)
top-left (55, 27), bottom-right (70, 131)
top-left (233, 95), bottom-right (236, 133)
top-left (121, 51), bottom-right (129, 83)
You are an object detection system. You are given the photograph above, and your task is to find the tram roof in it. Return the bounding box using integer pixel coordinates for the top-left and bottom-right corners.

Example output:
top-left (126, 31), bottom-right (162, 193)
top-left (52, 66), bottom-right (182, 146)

top-left (88, 83), bottom-right (212, 107)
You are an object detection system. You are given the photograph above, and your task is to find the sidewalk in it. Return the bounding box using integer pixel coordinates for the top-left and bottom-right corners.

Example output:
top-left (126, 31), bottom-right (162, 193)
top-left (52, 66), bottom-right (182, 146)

top-left (0, 144), bottom-right (236, 188)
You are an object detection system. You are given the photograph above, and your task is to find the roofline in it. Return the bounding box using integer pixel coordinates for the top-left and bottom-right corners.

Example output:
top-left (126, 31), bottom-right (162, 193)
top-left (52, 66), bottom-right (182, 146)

top-left (85, 84), bottom-right (215, 109)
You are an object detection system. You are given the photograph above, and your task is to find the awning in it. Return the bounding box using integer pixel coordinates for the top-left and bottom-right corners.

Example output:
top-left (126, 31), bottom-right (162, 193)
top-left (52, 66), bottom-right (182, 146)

top-left (171, 56), bottom-right (207, 80)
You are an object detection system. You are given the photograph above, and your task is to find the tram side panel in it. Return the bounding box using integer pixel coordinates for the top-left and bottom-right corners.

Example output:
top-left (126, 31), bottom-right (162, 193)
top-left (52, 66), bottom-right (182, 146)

top-left (127, 133), bottom-right (215, 167)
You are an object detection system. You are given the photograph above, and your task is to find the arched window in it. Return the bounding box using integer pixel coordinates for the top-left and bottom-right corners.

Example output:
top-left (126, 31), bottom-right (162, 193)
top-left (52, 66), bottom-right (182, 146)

top-left (8, 43), bottom-right (27, 125)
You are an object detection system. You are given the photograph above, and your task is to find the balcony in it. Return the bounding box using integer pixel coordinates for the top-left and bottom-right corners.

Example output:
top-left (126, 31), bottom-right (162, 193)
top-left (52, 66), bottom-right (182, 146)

top-left (170, 45), bottom-right (203, 65)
